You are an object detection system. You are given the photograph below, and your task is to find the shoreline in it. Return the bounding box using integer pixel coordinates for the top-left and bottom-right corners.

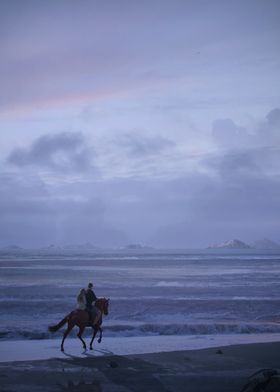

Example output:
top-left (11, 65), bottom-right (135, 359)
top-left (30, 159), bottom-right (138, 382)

top-left (1, 333), bottom-right (280, 363)
top-left (0, 341), bottom-right (280, 391)
top-left (0, 333), bottom-right (280, 363)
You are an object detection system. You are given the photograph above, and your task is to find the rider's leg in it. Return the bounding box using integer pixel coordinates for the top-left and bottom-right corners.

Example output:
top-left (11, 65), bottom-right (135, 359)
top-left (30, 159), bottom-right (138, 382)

top-left (86, 308), bottom-right (92, 323)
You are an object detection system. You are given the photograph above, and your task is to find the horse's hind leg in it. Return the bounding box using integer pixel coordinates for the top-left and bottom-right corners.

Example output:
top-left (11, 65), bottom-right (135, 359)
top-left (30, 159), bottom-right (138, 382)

top-left (61, 323), bottom-right (74, 352)
top-left (90, 327), bottom-right (98, 350)
top-left (77, 326), bottom-right (86, 350)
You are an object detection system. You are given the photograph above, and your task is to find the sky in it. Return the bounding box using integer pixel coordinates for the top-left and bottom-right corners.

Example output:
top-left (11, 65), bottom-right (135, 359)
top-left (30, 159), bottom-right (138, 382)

top-left (0, 0), bottom-right (280, 248)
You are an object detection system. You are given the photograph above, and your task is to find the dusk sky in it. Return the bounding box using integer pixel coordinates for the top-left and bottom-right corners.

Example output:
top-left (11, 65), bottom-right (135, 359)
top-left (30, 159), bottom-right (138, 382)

top-left (1, 0), bottom-right (280, 248)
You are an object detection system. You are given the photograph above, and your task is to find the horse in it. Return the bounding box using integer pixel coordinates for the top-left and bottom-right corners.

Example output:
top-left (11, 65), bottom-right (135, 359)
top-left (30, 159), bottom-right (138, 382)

top-left (48, 297), bottom-right (109, 352)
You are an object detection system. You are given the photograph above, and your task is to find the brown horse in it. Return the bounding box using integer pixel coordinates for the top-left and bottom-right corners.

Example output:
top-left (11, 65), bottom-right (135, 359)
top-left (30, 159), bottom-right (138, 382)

top-left (48, 298), bottom-right (109, 352)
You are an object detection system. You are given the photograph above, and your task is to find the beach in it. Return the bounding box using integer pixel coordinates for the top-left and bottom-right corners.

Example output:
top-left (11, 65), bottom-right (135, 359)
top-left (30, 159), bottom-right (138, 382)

top-left (1, 340), bottom-right (280, 391)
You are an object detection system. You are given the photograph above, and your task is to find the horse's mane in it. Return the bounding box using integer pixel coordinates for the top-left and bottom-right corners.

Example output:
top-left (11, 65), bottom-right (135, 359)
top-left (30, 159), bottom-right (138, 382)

top-left (95, 297), bottom-right (109, 311)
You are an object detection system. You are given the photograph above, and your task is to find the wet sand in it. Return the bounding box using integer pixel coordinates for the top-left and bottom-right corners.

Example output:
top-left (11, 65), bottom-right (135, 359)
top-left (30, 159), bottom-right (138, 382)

top-left (0, 341), bottom-right (279, 391)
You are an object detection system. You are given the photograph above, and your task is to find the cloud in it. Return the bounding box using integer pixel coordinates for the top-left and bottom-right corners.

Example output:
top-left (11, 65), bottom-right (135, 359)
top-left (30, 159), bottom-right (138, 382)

top-left (150, 108), bottom-right (280, 247)
top-left (0, 173), bottom-right (127, 247)
top-left (209, 108), bottom-right (280, 178)
top-left (211, 118), bottom-right (250, 148)
top-left (115, 133), bottom-right (175, 157)
top-left (266, 108), bottom-right (280, 127)
top-left (2, 108), bottom-right (280, 248)
top-left (256, 108), bottom-right (280, 146)
top-left (150, 168), bottom-right (280, 248)
top-left (203, 146), bottom-right (280, 180)
top-left (212, 107), bottom-right (280, 150)
top-left (7, 132), bottom-right (93, 173)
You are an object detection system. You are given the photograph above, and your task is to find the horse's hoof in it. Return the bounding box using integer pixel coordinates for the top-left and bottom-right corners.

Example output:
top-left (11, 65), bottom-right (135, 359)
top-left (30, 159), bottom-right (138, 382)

top-left (61, 348), bottom-right (64, 352)
top-left (90, 346), bottom-right (93, 350)
top-left (98, 339), bottom-right (101, 344)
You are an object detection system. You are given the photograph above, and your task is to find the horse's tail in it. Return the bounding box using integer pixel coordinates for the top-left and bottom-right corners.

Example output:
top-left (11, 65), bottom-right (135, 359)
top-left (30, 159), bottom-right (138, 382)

top-left (48, 312), bottom-right (71, 333)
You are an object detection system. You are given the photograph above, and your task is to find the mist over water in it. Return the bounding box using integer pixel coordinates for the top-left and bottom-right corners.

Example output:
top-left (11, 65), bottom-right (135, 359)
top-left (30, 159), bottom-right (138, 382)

top-left (0, 250), bottom-right (280, 341)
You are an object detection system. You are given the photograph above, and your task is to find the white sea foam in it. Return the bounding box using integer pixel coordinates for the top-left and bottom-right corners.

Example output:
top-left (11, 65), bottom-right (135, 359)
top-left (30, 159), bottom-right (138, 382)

top-left (1, 321), bottom-right (280, 341)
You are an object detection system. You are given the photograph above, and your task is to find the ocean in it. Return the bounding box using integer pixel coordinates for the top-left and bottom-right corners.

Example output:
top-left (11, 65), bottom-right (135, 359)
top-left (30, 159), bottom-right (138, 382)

top-left (1, 249), bottom-right (280, 342)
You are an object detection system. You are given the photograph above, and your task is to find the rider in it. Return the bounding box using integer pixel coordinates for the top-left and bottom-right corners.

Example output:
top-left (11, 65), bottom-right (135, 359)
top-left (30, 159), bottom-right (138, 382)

top-left (76, 288), bottom-right (86, 310)
top-left (85, 282), bottom-right (101, 325)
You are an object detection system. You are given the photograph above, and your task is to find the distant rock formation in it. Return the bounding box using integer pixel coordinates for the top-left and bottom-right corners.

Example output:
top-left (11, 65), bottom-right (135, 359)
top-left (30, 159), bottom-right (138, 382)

top-left (123, 244), bottom-right (153, 250)
top-left (39, 244), bottom-right (62, 251)
top-left (208, 239), bottom-right (251, 249)
top-left (40, 242), bottom-right (98, 251)
top-left (63, 242), bottom-right (98, 250)
top-left (1, 245), bottom-right (23, 251)
top-left (251, 238), bottom-right (280, 249)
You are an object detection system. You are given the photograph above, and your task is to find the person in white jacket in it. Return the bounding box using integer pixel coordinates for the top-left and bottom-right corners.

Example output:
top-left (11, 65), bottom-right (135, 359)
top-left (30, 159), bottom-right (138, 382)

top-left (76, 288), bottom-right (86, 310)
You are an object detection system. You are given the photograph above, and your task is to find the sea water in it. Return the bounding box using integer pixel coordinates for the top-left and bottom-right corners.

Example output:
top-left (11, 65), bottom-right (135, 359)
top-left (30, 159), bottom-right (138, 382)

top-left (0, 249), bottom-right (280, 342)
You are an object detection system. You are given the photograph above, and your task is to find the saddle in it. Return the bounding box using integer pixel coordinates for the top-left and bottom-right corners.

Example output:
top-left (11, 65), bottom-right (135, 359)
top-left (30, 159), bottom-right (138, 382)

top-left (85, 307), bottom-right (100, 326)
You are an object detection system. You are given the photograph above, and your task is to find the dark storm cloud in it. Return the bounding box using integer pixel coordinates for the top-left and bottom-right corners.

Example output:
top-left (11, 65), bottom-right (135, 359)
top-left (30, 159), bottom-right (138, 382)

top-left (7, 132), bottom-right (93, 172)
top-left (257, 108), bottom-right (280, 145)
top-left (266, 108), bottom-right (280, 126)
top-left (115, 134), bottom-right (175, 157)
top-left (204, 146), bottom-right (280, 179)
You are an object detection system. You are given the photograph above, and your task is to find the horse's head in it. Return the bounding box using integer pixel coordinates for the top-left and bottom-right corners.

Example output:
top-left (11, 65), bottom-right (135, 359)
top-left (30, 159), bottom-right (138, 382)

top-left (95, 297), bottom-right (109, 315)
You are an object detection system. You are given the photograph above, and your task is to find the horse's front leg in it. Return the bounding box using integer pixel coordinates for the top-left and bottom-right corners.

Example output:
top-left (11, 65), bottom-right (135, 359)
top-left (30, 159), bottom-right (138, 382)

top-left (98, 327), bottom-right (103, 344)
top-left (77, 326), bottom-right (87, 350)
top-left (90, 326), bottom-right (98, 350)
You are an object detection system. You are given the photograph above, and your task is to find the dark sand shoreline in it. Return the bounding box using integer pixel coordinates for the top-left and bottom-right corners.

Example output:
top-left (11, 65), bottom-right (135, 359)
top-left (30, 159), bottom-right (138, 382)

top-left (0, 342), bottom-right (280, 391)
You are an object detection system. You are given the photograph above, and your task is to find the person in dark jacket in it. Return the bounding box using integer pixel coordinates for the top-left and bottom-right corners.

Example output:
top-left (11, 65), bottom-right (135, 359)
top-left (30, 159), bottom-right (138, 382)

top-left (85, 282), bottom-right (97, 310)
top-left (85, 282), bottom-right (101, 325)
